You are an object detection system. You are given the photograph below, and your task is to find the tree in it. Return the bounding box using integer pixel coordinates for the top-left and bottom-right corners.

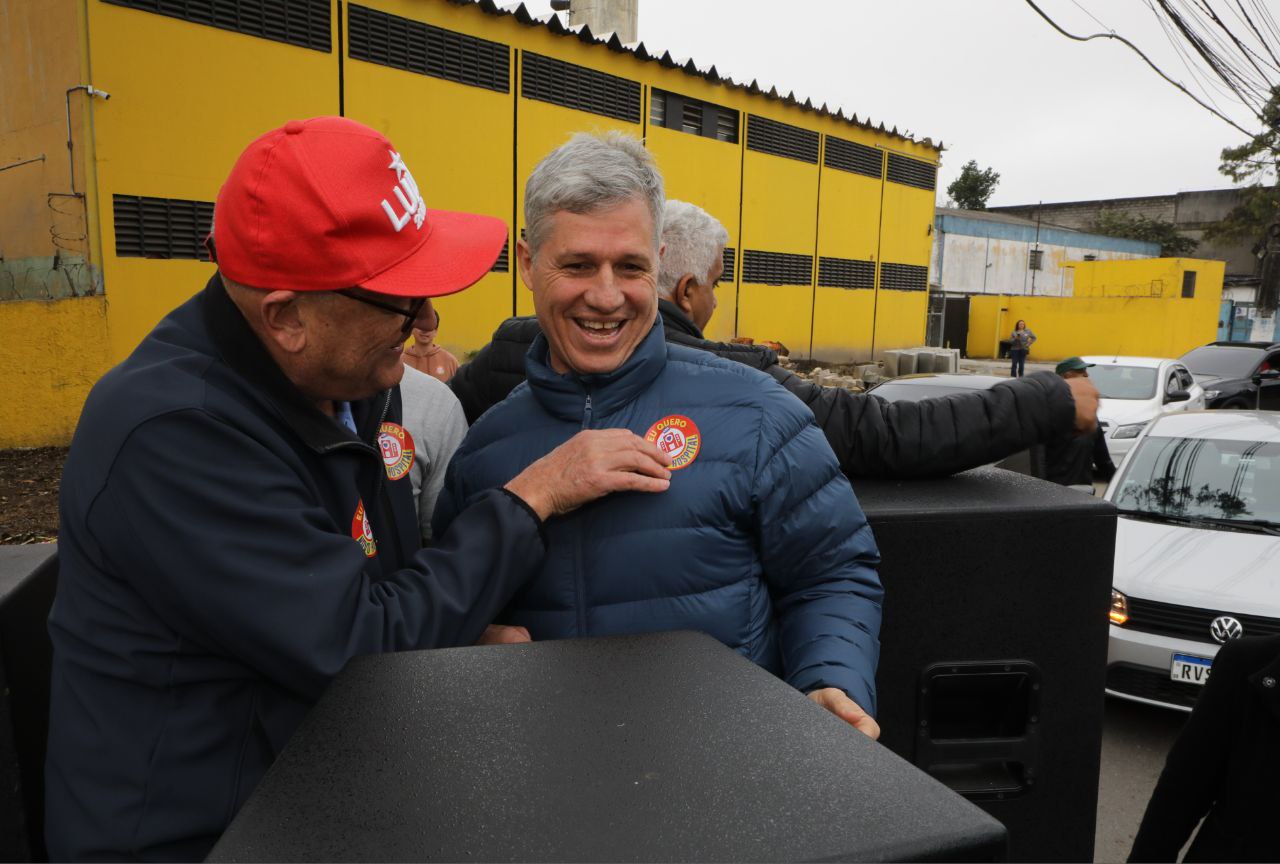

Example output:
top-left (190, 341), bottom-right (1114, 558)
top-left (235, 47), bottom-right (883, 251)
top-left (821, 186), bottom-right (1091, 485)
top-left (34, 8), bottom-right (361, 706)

top-left (946, 161), bottom-right (1000, 210)
top-left (1204, 87), bottom-right (1280, 244)
top-left (1090, 210), bottom-right (1199, 258)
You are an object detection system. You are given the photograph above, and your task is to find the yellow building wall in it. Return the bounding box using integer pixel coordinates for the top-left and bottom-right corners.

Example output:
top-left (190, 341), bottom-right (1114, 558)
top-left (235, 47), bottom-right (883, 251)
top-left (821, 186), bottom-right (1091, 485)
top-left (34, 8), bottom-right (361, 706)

top-left (85, 0), bottom-right (341, 362)
top-left (810, 126), bottom-right (881, 362)
top-left (873, 160), bottom-right (934, 353)
top-left (0, 298), bottom-right (112, 447)
top-left (344, 0), bottom-right (515, 356)
top-left (967, 258), bottom-right (1225, 361)
top-left (2, 0), bottom-right (943, 446)
top-left (737, 114), bottom-right (820, 356)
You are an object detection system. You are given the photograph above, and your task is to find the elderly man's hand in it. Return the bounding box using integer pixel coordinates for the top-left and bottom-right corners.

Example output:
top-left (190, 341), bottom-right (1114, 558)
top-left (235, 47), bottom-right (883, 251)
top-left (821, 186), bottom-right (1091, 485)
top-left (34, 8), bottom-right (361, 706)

top-left (1066, 376), bottom-right (1101, 436)
top-left (477, 624), bottom-right (531, 645)
top-left (504, 429), bottom-right (672, 520)
top-left (808, 687), bottom-right (880, 739)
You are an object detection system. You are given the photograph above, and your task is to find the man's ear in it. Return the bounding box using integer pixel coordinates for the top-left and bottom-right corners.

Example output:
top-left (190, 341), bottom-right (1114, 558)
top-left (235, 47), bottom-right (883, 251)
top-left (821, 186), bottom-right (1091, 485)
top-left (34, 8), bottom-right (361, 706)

top-left (516, 237), bottom-right (535, 293)
top-left (672, 274), bottom-right (698, 316)
top-left (258, 290), bottom-right (308, 354)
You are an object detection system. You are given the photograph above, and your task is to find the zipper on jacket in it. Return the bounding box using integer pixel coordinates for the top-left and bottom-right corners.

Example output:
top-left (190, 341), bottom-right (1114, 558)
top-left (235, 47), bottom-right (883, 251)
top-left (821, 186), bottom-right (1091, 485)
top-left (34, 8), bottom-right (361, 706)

top-left (576, 390), bottom-right (592, 635)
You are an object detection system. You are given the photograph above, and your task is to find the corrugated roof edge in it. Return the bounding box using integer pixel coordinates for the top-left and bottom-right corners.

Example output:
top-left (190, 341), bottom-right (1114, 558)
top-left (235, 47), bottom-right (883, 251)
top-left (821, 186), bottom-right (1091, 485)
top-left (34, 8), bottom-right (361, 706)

top-left (455, 0), bottom-right (943, 152)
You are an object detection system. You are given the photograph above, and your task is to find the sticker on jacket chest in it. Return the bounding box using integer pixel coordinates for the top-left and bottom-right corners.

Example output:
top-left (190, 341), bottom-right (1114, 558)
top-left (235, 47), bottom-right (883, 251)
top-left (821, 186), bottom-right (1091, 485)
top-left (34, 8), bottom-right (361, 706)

top-left (377, 422), bottom-right (415, 481)
top-left (350, 499), bottom-right (377, 558)
top-left (644, 414), bottom-right (701, 470)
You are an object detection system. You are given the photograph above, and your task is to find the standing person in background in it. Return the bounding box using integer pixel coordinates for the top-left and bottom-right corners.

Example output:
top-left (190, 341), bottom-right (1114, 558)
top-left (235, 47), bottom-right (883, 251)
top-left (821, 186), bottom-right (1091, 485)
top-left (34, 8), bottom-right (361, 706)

top-left (403, 307), bottom-right (460, 382)
top-left (1045, 357), bottom-right (1115, 487)
top-left (1009, 319), bottom-right (1036, 378)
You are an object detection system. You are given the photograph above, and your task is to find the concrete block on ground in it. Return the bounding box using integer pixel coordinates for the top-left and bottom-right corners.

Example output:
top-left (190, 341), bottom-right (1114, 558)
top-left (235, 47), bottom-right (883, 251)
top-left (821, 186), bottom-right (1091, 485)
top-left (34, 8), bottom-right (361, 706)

top-left (882, 350), bottom-right (901, 378)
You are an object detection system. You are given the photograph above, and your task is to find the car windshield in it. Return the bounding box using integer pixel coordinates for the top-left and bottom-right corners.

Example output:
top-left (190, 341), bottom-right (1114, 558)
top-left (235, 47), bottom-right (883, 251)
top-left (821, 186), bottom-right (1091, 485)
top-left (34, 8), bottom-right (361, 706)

top-left (1088, 365), bottom-right (1158, 399)
top-left (1112, 436), bottom-right (1280, 529)
top-left (1180, 346), bottom-right (1262, 379)
top-left (869, 383), bottom-right (979, 402)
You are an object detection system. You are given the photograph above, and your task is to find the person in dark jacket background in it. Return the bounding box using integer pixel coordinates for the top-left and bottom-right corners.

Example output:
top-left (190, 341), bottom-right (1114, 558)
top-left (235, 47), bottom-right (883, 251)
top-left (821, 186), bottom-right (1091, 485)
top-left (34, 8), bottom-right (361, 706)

top-left (1045, 357), bottom-right (1116, 487)
top-left (46, 117), bottom-right (673, 862)
top-left (437, 132), bottom-right (883, 737)
top-left (1129, 635), bottom-right (1280, 862)
top-left (449, 203), bottom-right (1100, 480)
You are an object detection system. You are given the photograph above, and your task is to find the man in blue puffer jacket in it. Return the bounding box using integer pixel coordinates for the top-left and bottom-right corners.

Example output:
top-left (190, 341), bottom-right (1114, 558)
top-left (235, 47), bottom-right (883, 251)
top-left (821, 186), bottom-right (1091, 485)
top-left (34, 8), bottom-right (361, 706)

top-left (434, 132), bottom-right (883, 734)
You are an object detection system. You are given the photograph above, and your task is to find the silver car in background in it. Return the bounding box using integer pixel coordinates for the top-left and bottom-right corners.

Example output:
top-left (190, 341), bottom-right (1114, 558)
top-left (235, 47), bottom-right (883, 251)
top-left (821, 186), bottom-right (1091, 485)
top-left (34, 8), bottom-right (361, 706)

top-left (1104, 411), bottom-right (1280, 711)
top-left (1082, 356), bottom-right (1205, 465)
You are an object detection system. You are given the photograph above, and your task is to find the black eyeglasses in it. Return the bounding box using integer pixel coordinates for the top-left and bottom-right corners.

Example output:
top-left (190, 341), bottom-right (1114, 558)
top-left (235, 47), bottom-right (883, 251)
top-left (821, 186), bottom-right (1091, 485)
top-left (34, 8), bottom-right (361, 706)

top-left (337, 289), bottom-right (427, 337)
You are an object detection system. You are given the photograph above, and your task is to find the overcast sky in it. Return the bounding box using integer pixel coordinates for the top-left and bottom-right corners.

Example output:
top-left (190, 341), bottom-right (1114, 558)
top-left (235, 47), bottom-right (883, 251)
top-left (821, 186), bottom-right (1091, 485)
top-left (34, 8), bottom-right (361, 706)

top-left (518, 0), bottom-right (1266, 207)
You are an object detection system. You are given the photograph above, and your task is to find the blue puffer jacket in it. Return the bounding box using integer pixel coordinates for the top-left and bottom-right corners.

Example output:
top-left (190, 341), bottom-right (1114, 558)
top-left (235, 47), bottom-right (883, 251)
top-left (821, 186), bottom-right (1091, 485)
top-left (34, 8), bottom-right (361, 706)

top-left (435, 319), bottom-right (883, 710)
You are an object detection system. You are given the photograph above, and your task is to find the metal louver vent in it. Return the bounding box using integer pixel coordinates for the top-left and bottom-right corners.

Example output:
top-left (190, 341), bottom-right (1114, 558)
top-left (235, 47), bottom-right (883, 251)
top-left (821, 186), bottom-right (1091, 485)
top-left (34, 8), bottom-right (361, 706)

top-left (886, 153), bottom-right (937, 191)
top-left (491, 239), bottom-right (509, 273)
top-left (818, 256), bottom-right (875, 289)
top-left (650, 89), bottom-right (738, 143)
top-left (102, 0), bottom-right (331, 52)
top-left (746, 115), bottom-right (818, 164)
top-left (721, 247), bottom-right (736, 281)
top-left (113, 195), bottom-right (215, 261)
top-left (521, 52), bottom-right (640, 123)
top-left (878, 262), bottom-right (928, 292)
top-left (824, 136), bottom-right (882, 179)
top-left (348, 5), bottom-right (509, 92)
top-left (742, 250), bottom-right (813, 286)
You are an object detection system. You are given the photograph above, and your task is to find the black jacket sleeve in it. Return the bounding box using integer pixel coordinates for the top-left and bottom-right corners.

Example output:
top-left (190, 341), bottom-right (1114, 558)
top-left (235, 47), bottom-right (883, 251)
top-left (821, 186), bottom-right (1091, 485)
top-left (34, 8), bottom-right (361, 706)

top-left (764, 367), bottom-right (1077, 478)
top-left (1127, 642), bottom-right (1243, 862)
top-left (449, 318), bottom-right (541, 424)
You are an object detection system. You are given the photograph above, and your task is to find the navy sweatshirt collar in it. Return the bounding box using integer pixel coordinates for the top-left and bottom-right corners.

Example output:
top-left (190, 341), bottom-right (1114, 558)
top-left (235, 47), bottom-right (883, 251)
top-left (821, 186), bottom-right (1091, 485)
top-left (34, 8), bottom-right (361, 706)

top-left (524, 316), bottom-right (668, 422)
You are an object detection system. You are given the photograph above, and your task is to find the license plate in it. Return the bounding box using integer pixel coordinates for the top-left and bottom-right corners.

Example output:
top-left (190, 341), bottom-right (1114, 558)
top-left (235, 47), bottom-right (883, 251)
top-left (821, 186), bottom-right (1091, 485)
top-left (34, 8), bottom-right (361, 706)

top-left (1170, 653), bottom-right (1212, 686)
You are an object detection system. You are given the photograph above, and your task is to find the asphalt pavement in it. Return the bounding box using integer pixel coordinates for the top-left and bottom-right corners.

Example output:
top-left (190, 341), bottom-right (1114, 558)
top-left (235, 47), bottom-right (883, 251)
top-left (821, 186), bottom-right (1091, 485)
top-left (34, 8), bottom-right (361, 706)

top-left (1094, 697), bottom-right (1190, 862)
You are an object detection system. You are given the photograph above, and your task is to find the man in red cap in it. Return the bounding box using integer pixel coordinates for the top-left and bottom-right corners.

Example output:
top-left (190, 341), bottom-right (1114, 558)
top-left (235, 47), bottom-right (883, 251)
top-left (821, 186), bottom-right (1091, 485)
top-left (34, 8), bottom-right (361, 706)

top-left (45, 117), bottom-right (672, 861)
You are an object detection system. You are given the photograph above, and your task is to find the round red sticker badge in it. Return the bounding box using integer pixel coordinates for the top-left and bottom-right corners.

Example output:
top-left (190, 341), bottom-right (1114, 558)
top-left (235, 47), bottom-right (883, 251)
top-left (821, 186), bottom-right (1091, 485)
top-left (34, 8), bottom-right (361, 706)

top-left (350, 499), bottom-right (377, 558)
top-left (644, 414), bottom-right (701, 471)
top-left (377, 422), bottom-right (415, 481)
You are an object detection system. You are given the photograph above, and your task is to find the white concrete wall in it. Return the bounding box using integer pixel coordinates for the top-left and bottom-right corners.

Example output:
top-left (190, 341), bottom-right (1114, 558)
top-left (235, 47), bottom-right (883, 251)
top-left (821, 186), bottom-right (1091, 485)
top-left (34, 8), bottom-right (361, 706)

top-left (934, 233), bottom-right (1150, 297)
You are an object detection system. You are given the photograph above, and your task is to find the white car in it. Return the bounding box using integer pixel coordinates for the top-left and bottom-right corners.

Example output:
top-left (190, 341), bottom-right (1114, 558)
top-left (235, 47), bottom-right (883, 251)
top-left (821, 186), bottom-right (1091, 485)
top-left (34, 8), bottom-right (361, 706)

top-left (1081, 356), bottom-right (1205, 465)
top-left (1104, 411), bottom-right (1280, 712)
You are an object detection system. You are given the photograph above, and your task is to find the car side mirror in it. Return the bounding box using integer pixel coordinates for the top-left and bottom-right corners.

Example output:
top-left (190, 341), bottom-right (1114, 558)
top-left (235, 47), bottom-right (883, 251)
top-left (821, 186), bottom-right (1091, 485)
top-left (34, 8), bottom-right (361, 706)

top-left (1164, 388), bottom-right (1191, 403)
top-left (1253, 369), bottom-right (1280, 385)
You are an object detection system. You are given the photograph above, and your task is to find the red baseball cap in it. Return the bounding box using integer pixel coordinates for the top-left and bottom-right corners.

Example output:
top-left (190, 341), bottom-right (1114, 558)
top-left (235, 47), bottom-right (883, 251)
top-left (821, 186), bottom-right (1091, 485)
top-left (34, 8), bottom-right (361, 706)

top-left (212, 116), bottom-right (506, 298)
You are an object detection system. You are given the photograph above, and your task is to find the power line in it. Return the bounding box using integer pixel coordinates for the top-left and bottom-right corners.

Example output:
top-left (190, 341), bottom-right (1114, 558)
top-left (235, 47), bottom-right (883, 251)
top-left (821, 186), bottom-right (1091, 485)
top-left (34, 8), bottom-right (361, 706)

top-left (1022, 0), bottom-right (1256, 136)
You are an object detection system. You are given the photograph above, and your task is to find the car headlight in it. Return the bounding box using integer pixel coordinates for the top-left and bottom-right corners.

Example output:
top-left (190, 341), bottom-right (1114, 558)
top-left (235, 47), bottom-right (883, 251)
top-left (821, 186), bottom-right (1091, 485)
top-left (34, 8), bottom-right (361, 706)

top-left (1111, 423), bottom-right (1147, 440)
top-left (1110, 589), bottom-right (1129, 625)
top-left (1203, 390), bottom-right (1220, 400)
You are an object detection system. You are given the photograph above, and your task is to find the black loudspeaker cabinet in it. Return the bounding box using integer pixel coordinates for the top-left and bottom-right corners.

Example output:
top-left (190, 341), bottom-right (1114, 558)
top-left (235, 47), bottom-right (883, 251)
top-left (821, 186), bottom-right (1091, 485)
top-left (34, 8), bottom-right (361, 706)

top-left (853, 467), bottom-right (1114, 863)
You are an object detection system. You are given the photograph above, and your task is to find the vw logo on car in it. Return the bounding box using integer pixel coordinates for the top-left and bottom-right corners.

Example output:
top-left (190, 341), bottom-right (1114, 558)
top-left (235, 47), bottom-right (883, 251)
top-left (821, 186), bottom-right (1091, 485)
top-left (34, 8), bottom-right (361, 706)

top-left (1210, 616), bottom-right (1244, 644)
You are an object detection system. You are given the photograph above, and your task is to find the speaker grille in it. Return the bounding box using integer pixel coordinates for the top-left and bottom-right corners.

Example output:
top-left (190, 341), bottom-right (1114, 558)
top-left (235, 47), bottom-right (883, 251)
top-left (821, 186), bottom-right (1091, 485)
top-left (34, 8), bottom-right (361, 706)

top-left (742, 250), bottom-right (813, 286)
top-left (102, 0), bottom-right (331, 52)
top-left (1106, 663), bottom-right (1201, 709)
top-left (886, 153), bottom-right (937, 191)
top-left (113, 194), bottom-right (214, 261)
top-left (1124, 597), bottom-right (1280, 640)
top-left (521, 52), bottom-right (640, 123)
top-left (824, 136), bottom-right (882, 178)
top-left (746, 115), bottom-right (819, 164)
top-left (818, 256), bottom-right (875, 289)
top-left (879, 262), bottom-right (928, 291)
top-left (347, 4), bottom-right (509, 92)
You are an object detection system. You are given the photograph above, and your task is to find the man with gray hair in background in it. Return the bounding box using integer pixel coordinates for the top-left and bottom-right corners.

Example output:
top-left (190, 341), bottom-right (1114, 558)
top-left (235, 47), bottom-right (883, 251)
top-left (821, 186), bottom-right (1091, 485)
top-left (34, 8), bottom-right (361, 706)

top-left (451, 199), bottom-right (1102, 479)
top-left (435, 132), bottom-right (885, 736)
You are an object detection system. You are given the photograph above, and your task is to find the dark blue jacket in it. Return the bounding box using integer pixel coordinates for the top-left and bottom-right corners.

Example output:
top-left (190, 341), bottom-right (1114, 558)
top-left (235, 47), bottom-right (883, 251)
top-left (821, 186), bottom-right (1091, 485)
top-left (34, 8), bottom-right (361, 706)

top-left (46, 275), bottom-right (545, 861)
top-left (435, 320), bottom-right (882, 709)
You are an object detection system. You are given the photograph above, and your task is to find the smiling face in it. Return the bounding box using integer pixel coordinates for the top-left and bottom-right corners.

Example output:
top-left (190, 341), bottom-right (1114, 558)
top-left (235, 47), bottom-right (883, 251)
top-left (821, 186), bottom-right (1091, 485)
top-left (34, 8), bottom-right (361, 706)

top-left (301, 291), bottom-right (434, 402)
top-left (517, 197), bottom-right (660, 376)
